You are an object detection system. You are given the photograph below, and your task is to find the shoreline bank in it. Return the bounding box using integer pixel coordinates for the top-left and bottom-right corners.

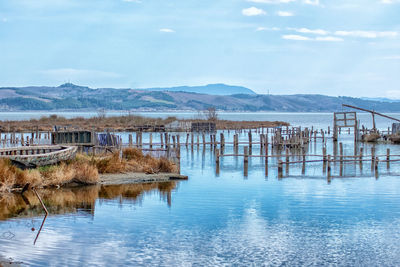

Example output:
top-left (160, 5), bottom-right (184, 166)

top-left (99, 172), bottom-right (188, 185)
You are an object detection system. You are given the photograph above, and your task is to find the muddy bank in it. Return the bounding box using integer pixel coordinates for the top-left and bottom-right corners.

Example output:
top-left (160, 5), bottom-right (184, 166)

top-left (99, 172), bottom-right (188, 185)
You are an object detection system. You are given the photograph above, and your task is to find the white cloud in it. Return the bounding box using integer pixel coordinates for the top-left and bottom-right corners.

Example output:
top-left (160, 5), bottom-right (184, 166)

top-left (159, 28), bottom-right (175, 33)
top-left (303, 0), bottom-right (320, 5)
top-left (282, 34), bottom-right (311, 40)
top-left (335, 30), bottom-right (398, 38)
top-left (277, 11), bottom-right (294, 16)
top-left (247, 0), bottom-right (295, 3)
top-left (316, 36), bottom-right (344, 42)
top-left (282, 35), bottom-right (343, 41)
top-left (256, 26), bottom-right (280, 31)
top-left (292, 28), bottom-right (328, 35)
top-left (242, 7), bottom-right (267, 16)
top-left (2, 18), bottom-right (7, 22)
top-left (380, 0), bottom-right (400, 3)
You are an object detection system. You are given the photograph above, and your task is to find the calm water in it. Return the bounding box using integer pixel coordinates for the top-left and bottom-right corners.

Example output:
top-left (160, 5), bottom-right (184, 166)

top-left (1, 113), bottom-right (400, 266)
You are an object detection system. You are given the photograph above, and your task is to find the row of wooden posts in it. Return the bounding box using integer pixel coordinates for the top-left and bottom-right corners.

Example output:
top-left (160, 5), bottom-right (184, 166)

top-left (215, 141), bottom-right (397, 179)
top-left (0, 132), bottom-right (51, 147)
top-left (125, 126), bottom-right (336, 151)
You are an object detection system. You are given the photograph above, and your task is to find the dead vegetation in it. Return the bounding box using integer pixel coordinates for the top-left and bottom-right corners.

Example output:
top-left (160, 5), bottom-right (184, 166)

top-left (89, 148), bottom-right (178, 174)
top-left (0, 114), bottom-right (288, 132)
top-left (0, 148), bottom-right (178, 193)
top-left (0, 114), bottom-right (177, 132)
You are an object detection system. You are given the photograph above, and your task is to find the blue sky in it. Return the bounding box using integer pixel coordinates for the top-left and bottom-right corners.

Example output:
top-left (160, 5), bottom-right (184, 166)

top-left (0, 0), bottom-right (399, 97)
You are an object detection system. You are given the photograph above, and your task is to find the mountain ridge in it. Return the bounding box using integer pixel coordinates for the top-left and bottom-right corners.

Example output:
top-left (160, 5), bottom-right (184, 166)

top-left (0, 83), bottom-right (399, 112)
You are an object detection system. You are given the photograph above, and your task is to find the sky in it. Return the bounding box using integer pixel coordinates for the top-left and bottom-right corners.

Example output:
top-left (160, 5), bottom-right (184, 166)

top-left (0, 0), bottom-right (399, 97)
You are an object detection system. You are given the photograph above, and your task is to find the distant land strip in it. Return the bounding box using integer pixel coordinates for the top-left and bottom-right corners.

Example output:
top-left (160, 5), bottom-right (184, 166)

top-left (0, 83), bottom-right (399, 112)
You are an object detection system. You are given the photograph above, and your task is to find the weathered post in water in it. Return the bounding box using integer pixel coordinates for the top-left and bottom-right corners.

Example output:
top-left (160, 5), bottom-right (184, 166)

top-left (371, 147), bottom-right (376, 172)
top-left (278, 160), bottom-right (283, 179)
top-left (339, 142), bottom-right (343, 176)
top-left (387, 148), bottom-right (390, 169)
top-left (244, 146), bottom-right (249, 177)
top-left (327, 155), bottom-right (331, 179)
top-left (216, 148), bottom-right (220, 175)
top-left (285, 148), bottom-right (290, 175)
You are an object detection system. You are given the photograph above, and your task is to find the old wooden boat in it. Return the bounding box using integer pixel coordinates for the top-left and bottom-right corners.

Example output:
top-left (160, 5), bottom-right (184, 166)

top-left (0, 145), bottom-right (77, 168)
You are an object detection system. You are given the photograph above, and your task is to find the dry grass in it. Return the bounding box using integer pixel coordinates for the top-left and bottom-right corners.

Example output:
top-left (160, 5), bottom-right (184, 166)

top-left (1, 114), bottom-right (177, 132)
top-left (0, 113), bottom-right (289, 132)
top-left (0, 158), bottom-right (99, 193)
top-left (0, 148), bottom-right (176, 193)
top-left (89, 148), bottom-right (178, 174)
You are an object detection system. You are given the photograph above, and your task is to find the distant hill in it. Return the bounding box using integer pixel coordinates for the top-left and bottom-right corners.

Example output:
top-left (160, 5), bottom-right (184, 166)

top-left (141, 84), bottom-right (256, 95)
top-left (0, 83), bottom-right (400, 112)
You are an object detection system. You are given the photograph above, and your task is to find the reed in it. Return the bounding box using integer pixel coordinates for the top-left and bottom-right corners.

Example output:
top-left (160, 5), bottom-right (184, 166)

top-left (0, 147), bottom-right (177, 193)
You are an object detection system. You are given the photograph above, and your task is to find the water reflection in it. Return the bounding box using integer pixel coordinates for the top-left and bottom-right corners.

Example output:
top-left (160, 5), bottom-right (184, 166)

top-left (0, 182), bottom-right (179, 221)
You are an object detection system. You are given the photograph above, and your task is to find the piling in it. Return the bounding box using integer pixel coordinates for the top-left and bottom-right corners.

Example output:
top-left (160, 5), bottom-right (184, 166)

top-left (371, 147), bottom-right (376, 171)
top-left (216, 149), bottom-right (220, 175)
top-left (285, 148), bottom-right (289, 175)
top-left (339, 142), bottom-right (343, 176)
top-left (149, 133), bottom-right (153, 149)
top-left (327, 155), bottom-right (331, 179)
top-left (387, 148), bottom-right (390, 169)
top-left (375, 157), bottom-right (379, 179)
top-left (278, 160), bottom-right (283, 179)
top-left (244, 146), bottom-right (249, 177)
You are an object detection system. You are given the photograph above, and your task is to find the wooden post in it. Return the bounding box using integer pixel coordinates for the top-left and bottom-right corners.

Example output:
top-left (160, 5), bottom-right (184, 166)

top-left (339, 142), bottom-right (343, 176)
top-left (161, 133), bottom-right (164, 148)
top-left (371, 147), bottom-right (375, 171)
top-left (327, 155), bottom-right (331, 179)
top-left (302, 154), bottom-right (306, 175)
top-left (172, 135), bottom-right (176, 149)
top-left (191, 133), bottom-right (194, 150)
top-left (165, 133), bottom-right (169, 149)
top-left (202, 133), bottom-right (206, 149)
top-left (185, 133), bottom-right (189, 147)
top-left (359, 147), bottom-right (363, 170)
top-left (129, 134), bottom-right (133, 147)
top-left (387, 148), bottom-right (390, 169)
top-left (375, 157), bottom-right (379, 179)
top-left (216, 149), bottom-right (220, 175)
top-left (248, 131), bottom-right (252, 149)
top-left (220, 133), bottom-right (224, 151)
top-left (278, 160), bottom-right (283, 179)
top-left (265, 156), bottom-right (268, 177)
top-left (244, 146), bottom-right (248, 177)
top-left (149, 133), bottom-right (153, 149)
top-left (285, 148), bottom-right (289, 175)
top-left (323, 146), bottom-right (327, 173)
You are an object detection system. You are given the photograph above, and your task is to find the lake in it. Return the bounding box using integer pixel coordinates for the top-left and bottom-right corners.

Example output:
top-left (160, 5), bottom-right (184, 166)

top-left (1, 112), bottom-right (400, 266)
